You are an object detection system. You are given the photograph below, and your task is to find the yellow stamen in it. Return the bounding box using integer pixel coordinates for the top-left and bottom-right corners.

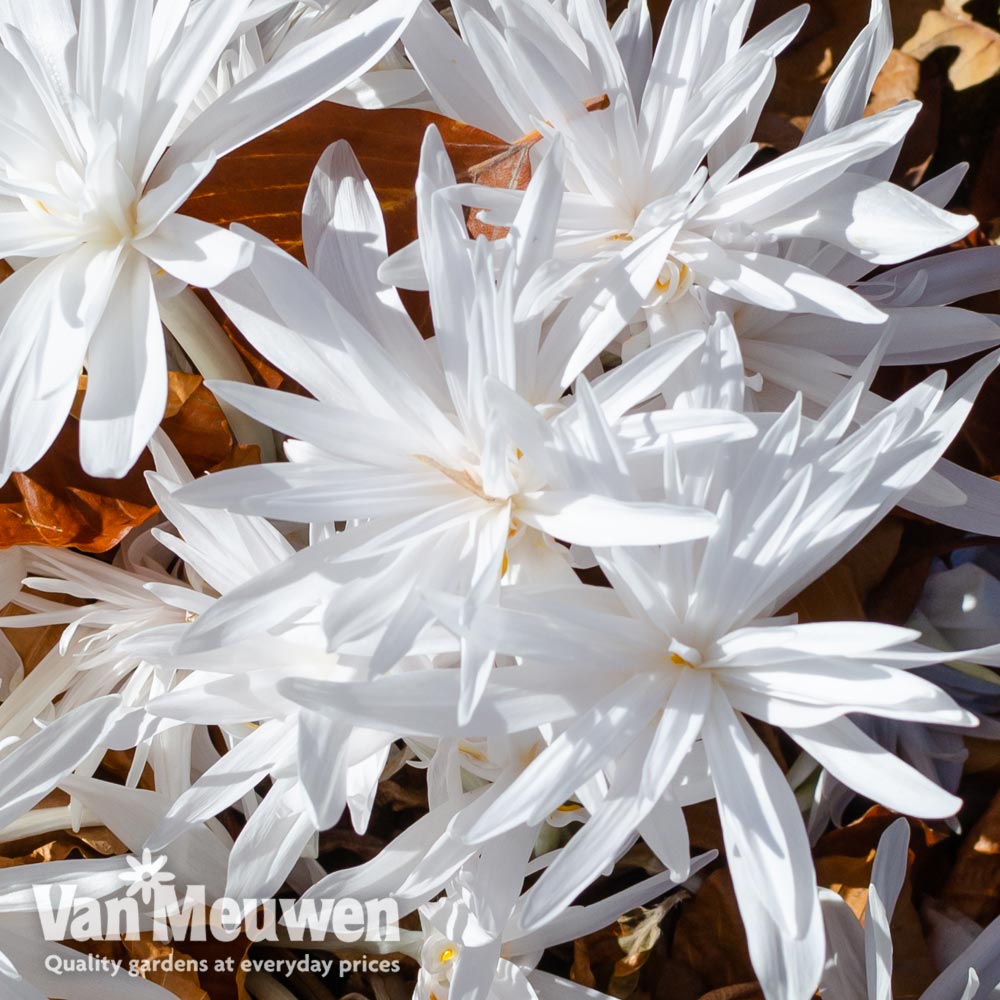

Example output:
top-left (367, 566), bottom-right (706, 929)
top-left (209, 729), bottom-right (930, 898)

top-left (415, 454), bottom-right (492, 501)
top-left (439, 948), bottom-right (455, 963)
top-left (670, 652), bottom-right (693, 668)
top-left (556, 802), bottom-right (582, 812)
top-left (657, 262), bottom-right (690, 292)
top-left (459, 741), bottom-right (487, 762)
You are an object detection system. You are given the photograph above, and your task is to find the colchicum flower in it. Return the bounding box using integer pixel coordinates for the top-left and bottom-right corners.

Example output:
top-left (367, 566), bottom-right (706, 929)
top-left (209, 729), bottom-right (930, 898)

top-left (173, 131), bottom-right (752, 718)
top-left (401, 0), bottom-right (974, 330)
top-left (0, 0), bottom-right (417, 480)
top-left (394, 0), bottom-right (1000, 536)
top-left (279, 346), bottom-right (1000, 1000)
top-left (0, 1), bottom-right (998, 998)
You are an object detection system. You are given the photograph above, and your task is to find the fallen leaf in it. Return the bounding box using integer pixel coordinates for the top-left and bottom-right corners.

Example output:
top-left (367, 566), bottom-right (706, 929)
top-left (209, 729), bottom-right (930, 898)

top-left (568, 898), bottom-right (678, 998)
top-left (0, 373), bottom-right (258, 552)
top-left (0, 825), bottom-right (126, 869)
top-left (747, 0), bottom-right (943, 175)
top-left (1, 610), bottom-right (70, 674)
top-left (815, 808), bottom-right (945, 998)
top-left (683, 801), bottom-right (725, 854)
top-left (81, 930), bottom-right (253, 1000)
top-left (610, 901), bottom-right (673, 997)
top-left (185, 97), bottom-right (611, 338)
top-left (867, 48), bottom-right (941, 186)
top-left (697, 985), bottom-right (765, 1000)
top-left (783, 518), bottom-right (905, 623)
top-left (870, 49), bottom-right (923, 112)
top-left (902, 8), bottom-right (1000, 90)
top-left (671, 870), bottom-right (755, 990)
top-left (571, 937), bottom-right (599, 989)
top-left (970, 121), bottom-right (1000, 235)
top-left (940, 789), bottom-right (1000, 923)
top-left (185, 103), bottom-right (526, 261)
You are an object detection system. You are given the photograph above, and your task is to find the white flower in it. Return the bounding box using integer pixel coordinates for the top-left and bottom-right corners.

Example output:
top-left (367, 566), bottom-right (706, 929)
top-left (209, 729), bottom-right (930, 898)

top-left (0, 695), bottom-right (128, 835)
top-left (0, 433), bottom-right (313, 862)
top-left (184, 0), bottom-right (429, 126)
top-left (173, 131), bottom-right (751, 719)
top-left (398, 0), bottom-right (973, 333)
top-left (362, 855), bottom-right (715, 1000)
top-left (805, 558), bottom-right (1000, 838)
top-left (0, 0), bottom-right (418, 480)
top-left (282, 348), bottom-right (1000, 1000)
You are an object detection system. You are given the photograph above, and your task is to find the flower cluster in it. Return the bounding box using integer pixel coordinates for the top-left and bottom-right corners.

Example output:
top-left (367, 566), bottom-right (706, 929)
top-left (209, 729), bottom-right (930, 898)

top-left (0, 1), bottom-right (999, 999)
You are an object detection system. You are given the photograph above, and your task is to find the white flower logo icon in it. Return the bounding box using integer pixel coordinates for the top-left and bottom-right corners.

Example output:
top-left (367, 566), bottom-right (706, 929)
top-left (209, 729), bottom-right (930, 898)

top-left (119, 849), bottom-right (175, 905)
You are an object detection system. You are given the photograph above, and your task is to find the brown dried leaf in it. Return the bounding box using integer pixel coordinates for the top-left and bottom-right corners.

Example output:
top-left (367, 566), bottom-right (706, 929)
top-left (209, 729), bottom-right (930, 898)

top-left (971, 122), bottom-right (1000, 235)
top-left (697, 985), bottom-right (765, 1000)
top-left (0, 826), bottom-right (126, 869)
top-left (82, 931), bottom-right (252, 1000)
top-left (185, 103), bottom-right (524, 261)
top-left (748, 0), bottom-right (942, 182)
top-left (902, 8), bottom-right (1000, 89)
top-left (870, 49), bottom-right (923, 111)
top-left (185, 98), bottom-right (607, 338)
top-left (671, 870), bottom-right (755, 990)
top-left (940, 789), bottom-right (1000, 923)
top-left (0, 373), bottom-right (258, 553)
top-left (783, 518), bottom-right (905, 623)
top-left (571, 937), bottom-right (599, 989)
top-left (815, 808), bottom-right (943, 998)
top-left (183, 102), bottom-right (529, 341)
top-left (1, 610), bottom-right (69, 674)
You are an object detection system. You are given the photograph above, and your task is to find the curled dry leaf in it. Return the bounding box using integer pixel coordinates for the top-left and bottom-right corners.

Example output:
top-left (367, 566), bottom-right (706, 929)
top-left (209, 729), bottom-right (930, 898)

top-left (569, 899), bottom-right (675, 999)
top-left (748, 0), bottom-right (942, 171)
top-left (0, 825), bottom-right (126, 870)
top-left (2, 613), bottom-right (68, 675)
top-left (902, 7), bottom-right (1000, 90)
top-left (0, 373), bottom-right (259, 553)
top-left (610, 901), bottom-right (673, 996)
top-left (971, 123), bottom-right (1000, 235)
top-left (697, 985), bottom-right (765, 1000)
top-left (185, 97), bottom-right (604, 341)
top-left (83, 937), bottom-right (211, 1000)
top-left (83, 930), bottom-right (253, 1000)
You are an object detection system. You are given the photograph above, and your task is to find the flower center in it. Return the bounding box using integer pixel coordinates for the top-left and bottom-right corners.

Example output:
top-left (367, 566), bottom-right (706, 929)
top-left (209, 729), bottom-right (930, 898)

top-left (667, 639), bottom-right (703, 669)
top-left (418, 932), bottom-right (461, 1000)
top-left (652, 256), bottom-right (693, 304)
top-left (18, 124), bottom-right (141, 249)
top-left (415, 454), bottom-right (497, 501)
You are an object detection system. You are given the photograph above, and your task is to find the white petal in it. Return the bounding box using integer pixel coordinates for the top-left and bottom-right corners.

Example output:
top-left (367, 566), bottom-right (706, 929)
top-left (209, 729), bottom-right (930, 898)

top-left (134, 214), bottom-right (252, 288)
top-left (79, 252), bottom-right (166, 478)
top-left (788, 716), bottom-right (963, 819)
top-left (518, 491), bottom-right (716, 546)
top-left (0, 696), bottom-right (123, 830)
